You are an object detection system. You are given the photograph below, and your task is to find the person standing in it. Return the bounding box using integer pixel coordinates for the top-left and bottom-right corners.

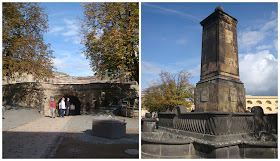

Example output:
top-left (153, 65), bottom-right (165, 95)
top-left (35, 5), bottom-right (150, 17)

top-left (66, 98), bottom-right (70, 116)
top-left (60, 97), bottom-right (66, 118)
top-left (49, 98), bottom-right (56, 118)
top-left (70, 103), bottom-right (75, 116)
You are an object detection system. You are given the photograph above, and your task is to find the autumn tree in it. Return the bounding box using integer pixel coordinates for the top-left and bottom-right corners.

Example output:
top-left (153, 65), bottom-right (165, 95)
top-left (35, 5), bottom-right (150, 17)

top-left (2, 2), bottom-right (54, 80)
top-left (81, 2), bottom-right (139, 82)
top-left (143, 71), bottom-right (195, 112)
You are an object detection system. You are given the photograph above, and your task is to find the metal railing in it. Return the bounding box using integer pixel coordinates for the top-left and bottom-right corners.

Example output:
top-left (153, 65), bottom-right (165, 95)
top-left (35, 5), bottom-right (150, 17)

top-left (158, 112), bottom-right (277, 136)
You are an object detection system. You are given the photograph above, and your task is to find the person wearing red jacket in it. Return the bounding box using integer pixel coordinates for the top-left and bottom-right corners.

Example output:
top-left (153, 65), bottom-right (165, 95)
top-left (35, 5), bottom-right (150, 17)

top-left (49, 98), bottom-right (56, 118)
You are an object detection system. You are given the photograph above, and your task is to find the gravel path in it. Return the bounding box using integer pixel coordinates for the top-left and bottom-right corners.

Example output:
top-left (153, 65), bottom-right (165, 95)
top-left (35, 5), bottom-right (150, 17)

top-left (2, 109), bottom-right (139, 158)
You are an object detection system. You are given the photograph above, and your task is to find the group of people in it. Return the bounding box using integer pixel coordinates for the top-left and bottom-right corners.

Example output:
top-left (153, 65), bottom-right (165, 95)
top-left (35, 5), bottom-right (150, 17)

top-left (49, 97), bottom-right (76, 118)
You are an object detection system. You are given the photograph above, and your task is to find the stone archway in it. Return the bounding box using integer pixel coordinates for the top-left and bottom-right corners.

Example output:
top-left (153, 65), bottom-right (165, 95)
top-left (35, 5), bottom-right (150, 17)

top-left (56, 95), bottom-right (82, 115)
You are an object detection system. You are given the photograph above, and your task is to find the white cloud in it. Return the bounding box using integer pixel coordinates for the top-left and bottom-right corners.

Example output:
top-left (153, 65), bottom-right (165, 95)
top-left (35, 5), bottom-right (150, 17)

top-left (256, 44), bottom-right (273, 50)
top-left (143, 3), bottom-right (201, 22)
top-left (239, 31), bottom-right (265, 49)
top-left (141, 61), bottom-right (162, 74)
top-left (239, 50), bottom-right (278, 96)
top-left (238, 15), bottom-right (277, 51)
top-left (53, 50), bottom-right (93, 76)
top-left (49, 26), bottom-right (64, 33)
top-left (260, 18), bottom-right (277, 32)
top-left (145, 79), bottom-right (157, 86)
top-left (62, 19), bottom-right (79, 36)
top-left (53, 58), bottom-right (68, 70)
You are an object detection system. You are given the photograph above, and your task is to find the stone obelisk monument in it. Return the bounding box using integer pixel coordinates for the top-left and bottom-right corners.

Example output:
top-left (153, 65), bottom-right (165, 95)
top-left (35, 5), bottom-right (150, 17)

top-left (194, 6), bottom-right (246, 112)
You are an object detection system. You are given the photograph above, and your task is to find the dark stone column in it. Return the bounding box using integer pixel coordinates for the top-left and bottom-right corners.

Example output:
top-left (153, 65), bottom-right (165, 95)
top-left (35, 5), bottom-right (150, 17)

top-left (194, 6), bottom-right (246, 112)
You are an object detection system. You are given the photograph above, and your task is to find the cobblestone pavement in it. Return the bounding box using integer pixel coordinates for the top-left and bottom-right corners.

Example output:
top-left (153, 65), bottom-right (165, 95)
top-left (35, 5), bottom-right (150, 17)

top-left (2, 109), bottom-right (139, 158)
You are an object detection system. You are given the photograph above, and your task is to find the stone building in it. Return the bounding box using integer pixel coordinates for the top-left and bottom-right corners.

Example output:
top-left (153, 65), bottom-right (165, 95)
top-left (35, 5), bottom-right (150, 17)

top-left (246, 95), bottom-right (278, 114)
top-left (2, 71), bottom-right (138, 116)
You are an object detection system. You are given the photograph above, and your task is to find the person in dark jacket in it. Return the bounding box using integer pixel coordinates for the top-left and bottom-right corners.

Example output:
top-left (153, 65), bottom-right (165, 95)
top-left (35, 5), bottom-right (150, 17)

top-left (66, 98), bottom-right (70, 116)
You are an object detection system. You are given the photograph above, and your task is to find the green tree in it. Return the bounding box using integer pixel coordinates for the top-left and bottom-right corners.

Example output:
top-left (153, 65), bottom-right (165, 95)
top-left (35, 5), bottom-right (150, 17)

top-left (81, 2), bottom-right (139, 82)
top-left (2, 2), bottom-right (54, 80)
top-left (143, 71), bottom-right (195, 112)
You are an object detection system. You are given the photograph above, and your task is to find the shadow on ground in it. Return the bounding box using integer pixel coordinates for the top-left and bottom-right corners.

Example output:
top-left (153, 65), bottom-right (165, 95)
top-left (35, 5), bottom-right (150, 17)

top-left (3, 131), bottom-right (139, 159)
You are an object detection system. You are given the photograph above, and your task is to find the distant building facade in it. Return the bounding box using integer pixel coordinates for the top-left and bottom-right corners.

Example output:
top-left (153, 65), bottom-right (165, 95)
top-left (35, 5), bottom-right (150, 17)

top-left (141, 93), bottom-right (278, 115)
top-left (246, 95), bottom-right (278, 114)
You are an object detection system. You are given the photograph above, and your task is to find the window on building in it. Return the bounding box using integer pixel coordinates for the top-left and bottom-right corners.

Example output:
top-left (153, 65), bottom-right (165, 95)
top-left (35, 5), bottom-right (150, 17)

top-left (275, 101), bottom-right (278, 106)
top-left (247, 100), bottom-right (252, 104)
top-left (247, 107), bottom-right (252, 111)
top-left (266, 107), bottom-right (272, 111)
top-left (276, 107), bottom-right (278, 109)
top-left (256, 100), bottom-right (262, 104)
top-left (266, 100), bottom-right (272, 104)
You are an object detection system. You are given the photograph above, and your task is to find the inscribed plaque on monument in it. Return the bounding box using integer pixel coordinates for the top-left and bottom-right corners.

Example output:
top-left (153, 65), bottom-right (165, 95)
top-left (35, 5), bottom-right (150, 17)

top-left (200, 89), bottom-right (208, 102)
top-left (230, 88), bottom-right (237, 102)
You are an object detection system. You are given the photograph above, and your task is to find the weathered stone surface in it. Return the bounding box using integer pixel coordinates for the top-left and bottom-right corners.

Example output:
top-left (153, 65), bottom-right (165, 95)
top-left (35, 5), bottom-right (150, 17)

top-left (194, 78), bottom-right (246, 112)
top-left (194, 7), bottom-right (246, 112)
top-left (243, 146), bottom-right (277, 158)
top-left (141, 144), bottom-right (161, 156)
top-left (92, 119), bottom-right (126, 139)
top-left (142, 120), bottom-right (156, 132)
top-left (200, 9), bottom-right (239, 80)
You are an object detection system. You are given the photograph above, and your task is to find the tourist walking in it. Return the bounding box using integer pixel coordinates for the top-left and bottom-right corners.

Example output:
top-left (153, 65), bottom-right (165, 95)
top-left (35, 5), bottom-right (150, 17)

top-left (60, 97), bottom-right (66, 118)
top-left (49, 98), bottom-right (56, 118)
top-left (66, 98), bottom-right (70, 116)
top-left (70, 103), bottom-right (75, 116)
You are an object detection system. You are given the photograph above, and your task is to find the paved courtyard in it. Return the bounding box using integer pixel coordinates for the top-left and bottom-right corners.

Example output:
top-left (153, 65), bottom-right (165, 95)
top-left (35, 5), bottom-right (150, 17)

top-left (2, 108), bottom-right (139, 158)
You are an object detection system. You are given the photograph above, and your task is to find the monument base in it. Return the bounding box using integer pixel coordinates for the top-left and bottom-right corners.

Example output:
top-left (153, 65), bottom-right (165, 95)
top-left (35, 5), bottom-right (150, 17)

top-left (142, 111), bottom-right (278, 158)
top-left (142, 130), bottom-right (278, 159)
top-left (194, 76), bottom-right (246, 112)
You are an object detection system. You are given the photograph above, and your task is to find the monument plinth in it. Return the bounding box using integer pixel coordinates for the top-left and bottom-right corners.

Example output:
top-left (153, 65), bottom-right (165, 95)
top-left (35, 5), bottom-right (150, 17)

top-left (194, 6), bottom-right (246, 112)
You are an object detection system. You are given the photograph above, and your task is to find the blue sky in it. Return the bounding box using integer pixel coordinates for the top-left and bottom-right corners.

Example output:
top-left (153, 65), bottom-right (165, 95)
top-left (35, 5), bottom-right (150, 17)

top-left (141, 2), bottom-right (278, 96)
top-left (42, 2), bottom-right (94, 77)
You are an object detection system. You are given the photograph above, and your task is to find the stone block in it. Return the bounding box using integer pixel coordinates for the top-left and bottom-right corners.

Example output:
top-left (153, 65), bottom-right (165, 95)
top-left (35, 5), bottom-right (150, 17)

top-left (228, 145), bottom-right (241, 158)
top-left (244, 146), bottom-right (277, 158)
top-left (215, 147), bottom-right (228, 158)
top-left (141, 144), bottom-right (160, 156)
top-left (92, 119), bottom-right (126, 139)
top-left (160, 144), bottom-right (190, 157)
top-left (142, 120), bottom-right (156, 132)
top-left (193, 143), bottom-right (215, 158)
